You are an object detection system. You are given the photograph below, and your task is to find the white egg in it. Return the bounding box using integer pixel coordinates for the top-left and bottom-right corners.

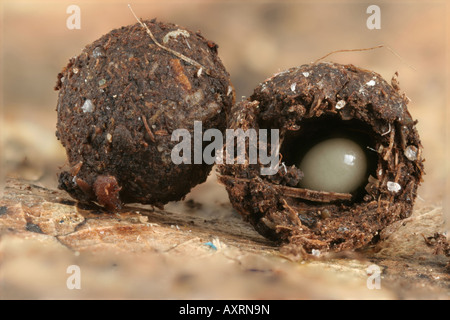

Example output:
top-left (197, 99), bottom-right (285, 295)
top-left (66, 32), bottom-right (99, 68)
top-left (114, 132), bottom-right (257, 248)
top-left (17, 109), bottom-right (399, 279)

top-left (298, 138), bottom-right (368, 193)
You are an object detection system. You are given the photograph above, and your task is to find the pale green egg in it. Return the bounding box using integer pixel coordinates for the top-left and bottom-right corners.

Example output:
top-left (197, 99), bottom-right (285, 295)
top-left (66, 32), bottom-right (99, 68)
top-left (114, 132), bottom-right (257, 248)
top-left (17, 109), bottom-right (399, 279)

top-left (298, 137), bottom-right (368, 193)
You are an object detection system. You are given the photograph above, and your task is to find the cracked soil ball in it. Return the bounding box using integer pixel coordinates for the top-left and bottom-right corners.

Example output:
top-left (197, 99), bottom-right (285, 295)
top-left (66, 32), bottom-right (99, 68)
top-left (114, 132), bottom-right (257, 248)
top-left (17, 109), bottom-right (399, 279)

top-left (218, 62), bottom-right (424, 254)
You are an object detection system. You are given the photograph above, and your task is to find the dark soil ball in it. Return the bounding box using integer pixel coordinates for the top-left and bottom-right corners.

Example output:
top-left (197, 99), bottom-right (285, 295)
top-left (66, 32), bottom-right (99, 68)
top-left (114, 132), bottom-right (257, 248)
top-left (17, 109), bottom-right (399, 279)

top-left (55, 20), bottom-right (235, 211)
top-left (218, 62), bottom-right (424, 254)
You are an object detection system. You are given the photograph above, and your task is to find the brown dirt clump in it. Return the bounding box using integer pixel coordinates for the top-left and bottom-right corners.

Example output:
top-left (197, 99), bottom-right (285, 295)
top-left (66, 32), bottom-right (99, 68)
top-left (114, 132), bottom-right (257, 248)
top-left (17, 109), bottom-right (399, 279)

top-left (55, 20), bottom-right (234, 211)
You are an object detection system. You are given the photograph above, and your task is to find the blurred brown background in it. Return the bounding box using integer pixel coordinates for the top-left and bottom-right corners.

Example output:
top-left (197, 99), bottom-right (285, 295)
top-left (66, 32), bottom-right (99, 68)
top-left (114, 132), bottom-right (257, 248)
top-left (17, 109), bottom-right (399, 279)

top-left (0, 0), bottom-right (449, 299)
top-left (2, 0), bottom-right (448, 203)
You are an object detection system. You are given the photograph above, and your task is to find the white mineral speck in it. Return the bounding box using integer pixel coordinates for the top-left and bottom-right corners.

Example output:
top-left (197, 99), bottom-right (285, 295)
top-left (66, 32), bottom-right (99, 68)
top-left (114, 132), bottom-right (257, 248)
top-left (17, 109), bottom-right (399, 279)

top-left (404, 145), bottom-right (418, 161)
top-left (336, 100), bottom-right (346, 109)
top-left (163, 29), bottom-right (190, 44)
top-left (261, 83), bottom-right (268, 93)
top-left (311, 249), bottom-right (321, 257)
top-left (274, 69), bottom-right (289, 77)
top-left (366, 80), bottom-right (376, 86)
top-left (387, 181), bottom-right (401, 193)
top-left (106, 133), bottom-right (112, 143)
top-left (227, 85), bottom-right (233, 96)
top-left (302, 72), bottom-right (310, 77)
top-left (290, 83), bottom-right (296, 92)
top-left (317, 80), bottom-right (324, 89)
top-left (92, 46), bottom-right (105, 58)
top-left (81, 99), bottom-right (95, 113)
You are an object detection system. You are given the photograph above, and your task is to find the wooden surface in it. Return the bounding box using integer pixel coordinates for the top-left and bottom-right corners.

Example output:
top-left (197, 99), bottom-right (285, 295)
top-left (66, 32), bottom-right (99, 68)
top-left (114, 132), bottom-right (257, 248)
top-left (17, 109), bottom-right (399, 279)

top-left (0, 177), bottom-right (448, 299)
top-left (1, 1), bottom-right (449, 301)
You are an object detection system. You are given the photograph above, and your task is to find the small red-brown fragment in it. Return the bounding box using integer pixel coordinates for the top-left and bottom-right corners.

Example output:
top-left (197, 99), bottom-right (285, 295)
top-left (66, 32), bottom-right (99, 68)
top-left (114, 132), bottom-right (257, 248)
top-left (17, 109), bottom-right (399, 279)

top-left (70, 161), bottom-right (83, 176)
top-left (206, 40), bottom-right (218, 53)
top-left (93, 175), bottom-right (122, 212)
top-left (75, 177), bottom-right (92, 195)
top-left (169, 58), bottom-right (192, 91)
top-left (142, 116), bottom-right (155, 143)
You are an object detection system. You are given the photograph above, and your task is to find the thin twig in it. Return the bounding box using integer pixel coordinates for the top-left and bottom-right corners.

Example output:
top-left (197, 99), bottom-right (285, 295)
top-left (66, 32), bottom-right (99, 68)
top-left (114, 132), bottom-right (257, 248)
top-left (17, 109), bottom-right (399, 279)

top-left (381, 123), bottom-right (391, 136)
top-left (218, 175), bottom-right (352, 202)
top-left (142, 116), bottom-right (155, 143)
top-left (282, 199), bottom-right (302, 226)
top-left (313, 44), bottom-right (416, 71)
top-left (128, 4), bottom-right (211, 75)
top-left (314, 45), bottom-right (384, 63)
top-left (276, 184), bottom-right (352, 202)
top-left (383, 126), bottom-right (396, 161)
